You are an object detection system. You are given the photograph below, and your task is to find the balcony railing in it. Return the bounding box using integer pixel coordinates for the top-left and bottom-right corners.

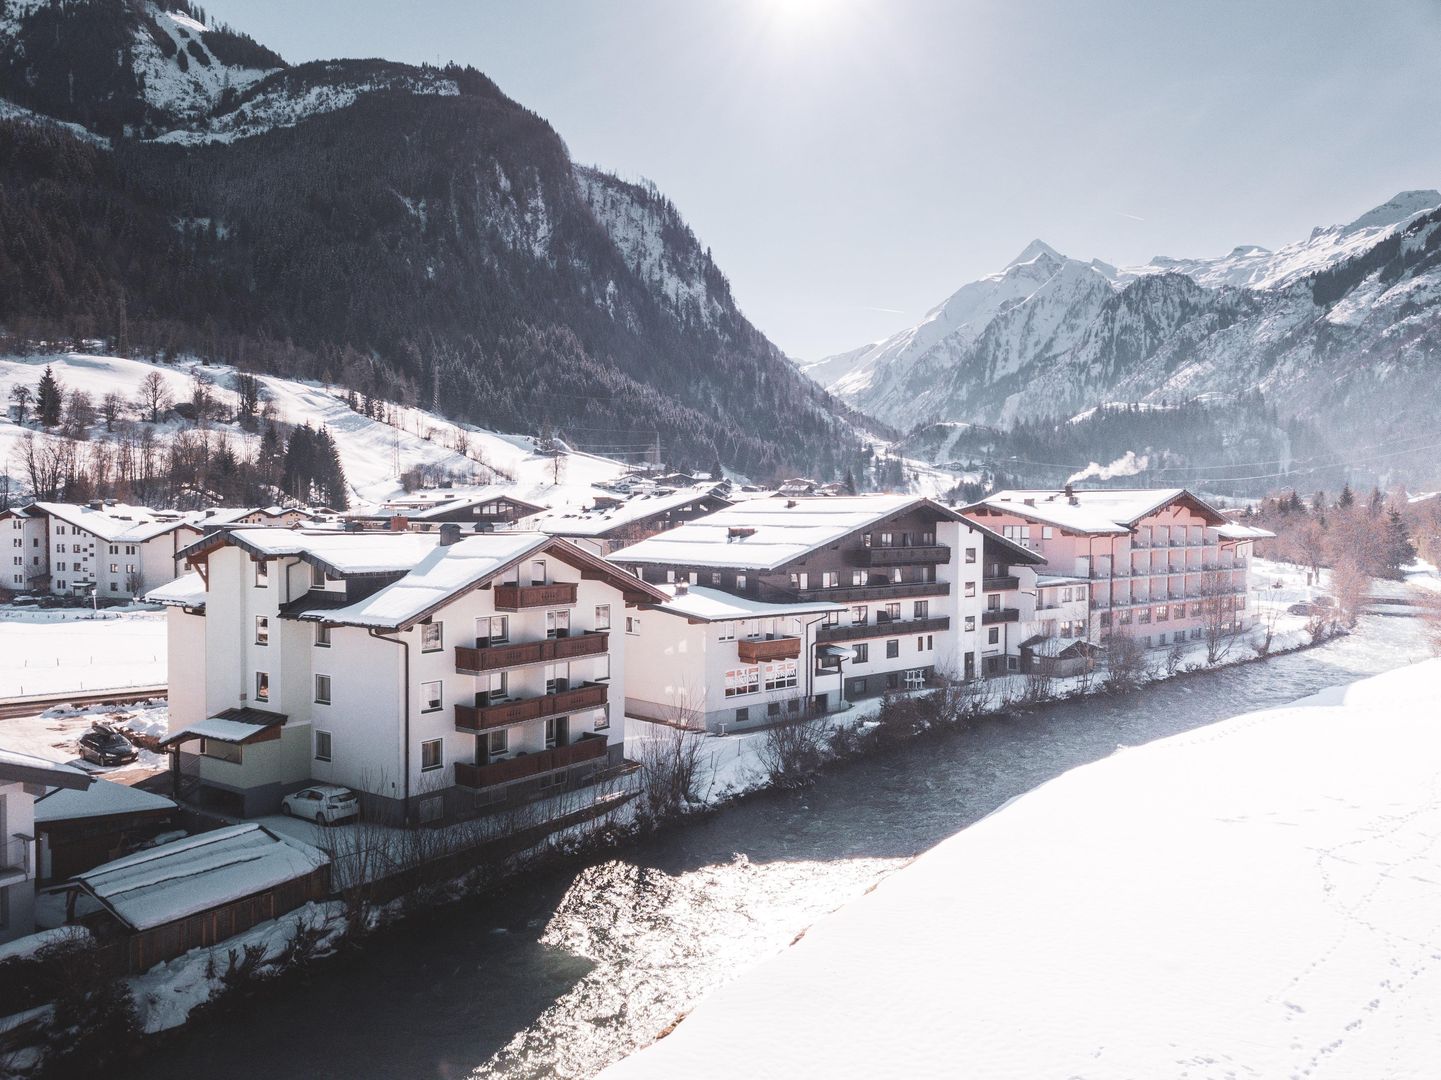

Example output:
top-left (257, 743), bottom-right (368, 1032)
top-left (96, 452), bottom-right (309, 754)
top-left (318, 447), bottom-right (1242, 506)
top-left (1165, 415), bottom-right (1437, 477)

top-left (454, 681), bottom-right (608, 733)
top-left (453, 733), bottom-right (609, 789)
top-left (981, 608), bottom-right (1020, 625)
top-left (793, 581), bottom-right (949, 604)
top-left (817, 616), bottom-right (951, 644)
top-left (737, 636), bottom-right (802, 663)
top-left (455, 631), bottom-right (609, 674)
top-left (493, 582), bottom-right (578, 611)
top-left (982, 575), bottom-right (1020, 591)
top-left (859, 544), bottom-right (950, 567)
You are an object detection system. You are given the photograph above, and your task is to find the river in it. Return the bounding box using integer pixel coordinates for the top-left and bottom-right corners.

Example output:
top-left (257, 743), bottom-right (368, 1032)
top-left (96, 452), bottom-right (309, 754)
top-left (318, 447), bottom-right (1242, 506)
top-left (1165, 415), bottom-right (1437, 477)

top-left (119, 608), bottom-right (1430, 1080)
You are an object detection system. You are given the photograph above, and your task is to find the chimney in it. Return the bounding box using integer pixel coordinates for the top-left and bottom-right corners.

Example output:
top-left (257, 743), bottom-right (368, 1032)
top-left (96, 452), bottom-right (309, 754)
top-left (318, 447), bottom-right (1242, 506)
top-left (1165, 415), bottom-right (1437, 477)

top-left (674, 580), bottom-right (689, 595)
top-left (1064, 483), bottom-right (1078, 506)
top-left (439, 523), bottom-right (462, 546)
top-left (388, 515), bottom-right (410, 532)
top-left (89, 500), bottom-right (103, 511)
top-left (786, 500), bottom-right (797, 509)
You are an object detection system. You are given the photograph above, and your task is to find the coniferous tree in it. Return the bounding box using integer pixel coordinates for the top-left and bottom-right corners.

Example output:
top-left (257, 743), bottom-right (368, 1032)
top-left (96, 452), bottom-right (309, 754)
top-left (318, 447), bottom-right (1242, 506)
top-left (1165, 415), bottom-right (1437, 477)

top-left (36, 365), bottom-right (63, 427)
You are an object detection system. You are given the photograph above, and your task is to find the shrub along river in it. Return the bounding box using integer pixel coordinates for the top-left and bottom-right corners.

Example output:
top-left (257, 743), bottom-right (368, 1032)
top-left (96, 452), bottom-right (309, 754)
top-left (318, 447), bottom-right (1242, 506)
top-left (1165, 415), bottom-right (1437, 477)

top-left (119, 607), bottom-right (1430, 1080)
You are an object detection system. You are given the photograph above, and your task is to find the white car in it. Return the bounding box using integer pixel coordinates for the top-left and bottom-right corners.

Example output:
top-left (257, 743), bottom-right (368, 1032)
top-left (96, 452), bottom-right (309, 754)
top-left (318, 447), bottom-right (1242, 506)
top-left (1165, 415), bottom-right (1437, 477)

top-left (281, 785), bottom-right (360, 825)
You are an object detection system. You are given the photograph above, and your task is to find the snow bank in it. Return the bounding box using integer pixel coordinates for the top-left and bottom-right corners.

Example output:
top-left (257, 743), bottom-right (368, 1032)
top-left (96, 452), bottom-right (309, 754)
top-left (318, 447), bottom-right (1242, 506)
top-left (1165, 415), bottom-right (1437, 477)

top-left (603, 658), bottom-right (1441, 1080)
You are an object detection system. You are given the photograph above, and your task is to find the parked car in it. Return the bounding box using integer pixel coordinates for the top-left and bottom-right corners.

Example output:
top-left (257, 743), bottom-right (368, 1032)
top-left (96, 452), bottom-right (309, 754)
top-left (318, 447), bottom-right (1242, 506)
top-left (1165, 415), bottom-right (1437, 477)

top-left (78, 724), bottom-right (139, 766)
top-left (1288, 602), bottom-right (1315, 615)
top-left (281, 785), bottom-right (361, 825)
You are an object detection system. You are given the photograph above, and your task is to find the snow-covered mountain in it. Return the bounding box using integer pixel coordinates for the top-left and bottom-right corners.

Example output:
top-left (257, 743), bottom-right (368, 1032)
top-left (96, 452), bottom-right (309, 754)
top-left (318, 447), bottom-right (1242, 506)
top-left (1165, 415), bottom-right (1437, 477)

top-left (812, 191), bottom-right (1441, 462)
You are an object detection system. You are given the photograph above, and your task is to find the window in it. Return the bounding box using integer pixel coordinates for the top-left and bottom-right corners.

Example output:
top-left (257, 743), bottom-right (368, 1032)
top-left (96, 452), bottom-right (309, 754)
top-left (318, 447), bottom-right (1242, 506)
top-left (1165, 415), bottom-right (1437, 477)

top-left (710, 572), bottom-right (722, 586)
top-left (987, 594), bottom-right (1001, 611)
top-left (530, 560), bottom-right (546, 586)
top-left (109, 583), bottom-right (118, 593)
top-left (964, 582), bottom-right (976, 597)
top-left (850, 570), bottom-right (865, 586)
top-left (421, 680), bottom-right (442, 713)
top-left (790, 571), bottom-right (809, 590)
top-left (594, 705), bottom-right (611, 731)
top-left (1042, 526), bottom-right (1054, 540)
top-left (886, 639), bottom-right (899, 659)
top-left (851, 605), bottom-right (868, 626)
top-left (626, 616), bottom-right (640, 635)
top-left (914, 600), bottom-right (928, 619)
top-left (255, 616), bottom-right (269, 645)
top-left (718, 621), bottom-right (736, 642)
top-left (764, 659), bottom-right (797, 691)
top-left (881, 602), bottom-right (901, 623)
top-left (483, 671), bottom-right (508, 702)
top-left (724, 667), bottom-right (760, 697)
top-left (546, 609), bottom-right (570, 638)
top-left (1156, 605), bottom-right (1169, 622)
top-left (315, 623), bottom-right (331, 647)
top-left (965, 615), bottom-right (976, 632)
top-left (736, 573), bottom-right (747, 591)
top-left (421, 620), bottom-right (443, 652)
top-left (822, 571), bottom-right (839, 588)
top-left (853, 643), bottom-right (869, 663)
top-left (734, 707), bottom-right (749, 725)
top-left (487, 729), bottom-right (509, 759)
top-left (594, 604), bottom-right (611, 631)
top-left (665, 569), bottom-right (677, 584)
top-left (481, 615), bottom-right (509, 644)
top-left (109, 562), bottom-right (118, 573)
top-left (314, 731), bottom-right (332, 761)
top-left (420, 739), bottom-right (443, 772)
top-left (255, 671), bottom-right (269, 701)
top-left (311, 563), bottom-right (325, 588)
top-left (987, 628), bottom-right (999, 645)
top-left (200, 739), bottom-right (242, 763)
top-left (315, 674), bottom-right (331, 704)
top-left (822, 610), bottom-right (840, 627)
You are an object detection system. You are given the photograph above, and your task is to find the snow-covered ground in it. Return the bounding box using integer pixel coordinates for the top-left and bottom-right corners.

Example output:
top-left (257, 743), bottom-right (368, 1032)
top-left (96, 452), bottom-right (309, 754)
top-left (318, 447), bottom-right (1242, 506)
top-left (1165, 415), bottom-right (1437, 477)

top-left (0, 699), bottom-right (169, 779)
top-left (0, 608), bottom-right (167, 698)
top-left (603, 656), bottom-right (1441, 1080)
top-left (0, 352), bottom-right (628, 505)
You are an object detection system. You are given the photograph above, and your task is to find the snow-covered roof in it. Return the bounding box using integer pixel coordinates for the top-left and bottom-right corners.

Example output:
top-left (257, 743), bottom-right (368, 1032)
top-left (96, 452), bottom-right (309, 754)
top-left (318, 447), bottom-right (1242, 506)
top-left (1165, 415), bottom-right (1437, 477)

top-left (1035, 574), bottom-right (1089, 587)
top-left (966, 488), bottom-right (1226, 534)
top-left (651, 585), bottom-right (846, 623)
top-left (76, 824), bottom-right (327, 932)
top-left (1025, 636), bottom-right (1093, 658)
top-left (145, 571), bottom-right (207, 608)
top-left (34, 778), bottom-right (175, 823)
top-left (164, 709), bottom-right (287, 746)
top-left (30, 502), bottom-right (196, 543)
top-left (536, 484), bottom-right (729, 538)
top-left (1215, 522), bottom-right (1275, 540)
top-left (314, 532), bottom-right (549, 628)
top-left (185, 527), bottom-right (444, 576)
top-left (610, 496), bottom-right (961, 571)
top-left (0, 746), bottom-right (92, 790)
top-left (351, 486), bottom-right (542, 521)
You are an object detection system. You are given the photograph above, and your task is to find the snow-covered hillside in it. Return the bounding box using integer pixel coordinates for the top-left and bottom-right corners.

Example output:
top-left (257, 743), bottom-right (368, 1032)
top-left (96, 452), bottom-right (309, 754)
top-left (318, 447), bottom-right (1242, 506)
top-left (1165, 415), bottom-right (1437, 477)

top-left (0, 353), bottom-right (627, 504)
top-left (603, 657), bottom-right (1441, 1080)
top-left (811, 190), bottom-right (1441, 448)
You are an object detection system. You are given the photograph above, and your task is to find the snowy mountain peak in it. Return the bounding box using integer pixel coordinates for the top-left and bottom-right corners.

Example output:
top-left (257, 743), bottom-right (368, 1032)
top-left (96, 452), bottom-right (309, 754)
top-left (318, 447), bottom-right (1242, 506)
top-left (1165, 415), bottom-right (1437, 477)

top-left (1342, 189), bottom-right (1441, 234)
top-left (1006, 239), bottom-right (1064, 268)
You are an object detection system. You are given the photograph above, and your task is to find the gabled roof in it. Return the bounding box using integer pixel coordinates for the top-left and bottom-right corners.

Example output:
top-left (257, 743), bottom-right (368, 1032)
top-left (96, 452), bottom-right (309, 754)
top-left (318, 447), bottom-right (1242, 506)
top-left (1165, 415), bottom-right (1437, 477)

top-left (609, 496), bottom-right (966, 571)
top-left (291, 533), bottom-right (667, 630)
top-left (649, 585), bottom-right (846, 623)
top-left (163, 707), bottom-right (289, 746)
top-left (0, 747), bottom-right (92, 791)
top-left (535, 484), bottom-right (731, 538)
top-left (1215, 522), bottom-right (1276, 541)
top-left (348, 486), bottom-right (545, 521)
top-left (964, 488), bottom-right (1228, 534)
top-left (34, 778), bottom-right (175, 823)
top-left (180, 527), bottom-right (444, 577)
top-left (75, 823), bottom-right (327, 932)
top-left (146, 571), bottom-right (207, 609)
top-left (29, 502), bottom-right (195, 543)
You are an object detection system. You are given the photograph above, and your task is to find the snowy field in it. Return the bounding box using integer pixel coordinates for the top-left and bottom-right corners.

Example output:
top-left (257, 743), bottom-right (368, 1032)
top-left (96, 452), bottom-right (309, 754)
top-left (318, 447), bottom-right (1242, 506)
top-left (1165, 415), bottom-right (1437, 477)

top-left (0, 700), bottom-right (169, 779)
top-left (0, 608), bottom-right (167, 698)
top-left (603, 657), bottom-right (1441, 1080)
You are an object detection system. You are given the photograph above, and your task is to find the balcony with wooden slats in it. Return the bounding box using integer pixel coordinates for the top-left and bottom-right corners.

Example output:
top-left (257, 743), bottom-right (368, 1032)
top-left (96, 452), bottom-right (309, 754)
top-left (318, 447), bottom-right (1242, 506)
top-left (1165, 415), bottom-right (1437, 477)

top-left (454, 631), bottom-right (609, 674)
top-left (736, 636), bottom-right (801, 663)
top-left (454, 681), bottom-right (608, 733)
top-left (817, 615), bottom-right (951, 643)
top-left (453, 733), bottom-right (609, 789)
top-left (981, 608), bottom-right (1020, 625)
top-left (793, 581), bottom-right (950, 604)
top-left (493, 582), bottom-right (579, 611)
top-left (858, 544), bottom-right (950, 567)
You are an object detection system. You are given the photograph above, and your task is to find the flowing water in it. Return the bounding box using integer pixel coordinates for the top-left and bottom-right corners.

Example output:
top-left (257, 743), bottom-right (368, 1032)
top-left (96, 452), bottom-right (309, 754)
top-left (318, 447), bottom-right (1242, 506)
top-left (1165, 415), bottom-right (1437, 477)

top-left (119, 610), bottom-right (1430, 1080)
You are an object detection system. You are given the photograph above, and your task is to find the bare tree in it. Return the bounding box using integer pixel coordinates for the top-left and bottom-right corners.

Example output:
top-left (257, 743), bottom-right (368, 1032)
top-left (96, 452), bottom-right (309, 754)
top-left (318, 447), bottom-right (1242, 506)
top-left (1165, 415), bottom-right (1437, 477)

top-left (633, 704), bottom-right (712, 826)
top-left (1420, 591), bottom-right (1441, 656)
top-left (756, 713), bottom-right (829, 788)
top-left (19, 432), bottom-right (73, 500)
top-left (1252, 597), bottom-right (1282, 657)
top-left (8, 383), bottom-right (32, 423)
top-left (135, 371), bottom-right (173, 424)
top-left (1102, 631), bottom-right (1147, 690)
top-left (1331, 557), bottom-right (1371, 628)
top-left (100, 391), bottom-right (124, 432)
top-left (62, 389), bottom-right (95, 439)
top-left (1197, 569), bottom-right (1242, 665)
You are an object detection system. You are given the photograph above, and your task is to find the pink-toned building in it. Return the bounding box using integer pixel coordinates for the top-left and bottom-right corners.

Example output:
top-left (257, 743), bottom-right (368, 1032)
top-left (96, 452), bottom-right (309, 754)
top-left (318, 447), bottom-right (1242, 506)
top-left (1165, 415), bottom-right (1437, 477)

top-left (963, 488), bottom-right (1271, 651)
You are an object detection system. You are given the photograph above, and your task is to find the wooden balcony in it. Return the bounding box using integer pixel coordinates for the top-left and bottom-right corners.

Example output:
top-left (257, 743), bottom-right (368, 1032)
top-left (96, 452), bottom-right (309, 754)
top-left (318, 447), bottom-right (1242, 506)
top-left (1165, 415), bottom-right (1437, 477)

top-left (737, 636), bottom-right (801, 663)
top-left (493, 582), bottom-right (578, 611)
top-left (453, 733), bottom-right (609, 789)
top-left (859, 544), bottom-right (950, 567)
top-left (982, 575), bottom-right (1019, 591)
top-left (817, 615), bottom-right (951, 643)
top-left (794, 581), bottom-right (950, 604)
top-left (981, 607), bottom-right (1020, 625)
top-left (454, 681), bottom-right (608, 733)
top-left (455, 631), bottom-right (609, 674)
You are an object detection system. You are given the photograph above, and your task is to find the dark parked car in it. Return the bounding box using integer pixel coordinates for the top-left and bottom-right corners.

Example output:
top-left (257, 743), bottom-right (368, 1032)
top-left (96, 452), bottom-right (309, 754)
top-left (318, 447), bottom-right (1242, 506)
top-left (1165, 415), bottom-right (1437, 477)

top-left (78, 725), bottom-right (139, 766)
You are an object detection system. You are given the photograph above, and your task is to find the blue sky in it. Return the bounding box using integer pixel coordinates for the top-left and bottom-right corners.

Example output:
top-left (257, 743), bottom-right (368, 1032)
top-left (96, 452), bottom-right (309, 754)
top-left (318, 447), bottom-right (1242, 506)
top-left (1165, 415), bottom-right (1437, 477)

top-left (204, 0), bottom-right (1441, 361)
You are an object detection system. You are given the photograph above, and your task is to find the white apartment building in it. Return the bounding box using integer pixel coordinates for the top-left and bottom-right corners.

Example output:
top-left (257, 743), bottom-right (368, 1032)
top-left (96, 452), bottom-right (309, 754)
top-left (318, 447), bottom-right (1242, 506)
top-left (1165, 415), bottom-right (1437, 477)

top-left (0, 748), bottom-right (91, 943)
top-left (151, 526), bottom-right (665, 824)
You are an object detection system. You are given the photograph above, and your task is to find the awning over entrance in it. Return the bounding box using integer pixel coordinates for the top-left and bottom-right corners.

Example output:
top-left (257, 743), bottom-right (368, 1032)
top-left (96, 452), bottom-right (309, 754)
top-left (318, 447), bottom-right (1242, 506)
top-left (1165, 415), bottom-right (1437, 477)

top-left (161, 707), bottom-right (289, 747)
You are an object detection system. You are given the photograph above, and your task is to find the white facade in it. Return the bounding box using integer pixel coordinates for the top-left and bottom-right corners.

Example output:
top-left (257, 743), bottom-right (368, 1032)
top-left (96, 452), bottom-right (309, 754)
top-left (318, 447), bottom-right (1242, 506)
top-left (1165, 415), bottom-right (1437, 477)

top-left (156, 529), bottom-right (662, 823)
top-left (0, 752), bottom-right (90, 943)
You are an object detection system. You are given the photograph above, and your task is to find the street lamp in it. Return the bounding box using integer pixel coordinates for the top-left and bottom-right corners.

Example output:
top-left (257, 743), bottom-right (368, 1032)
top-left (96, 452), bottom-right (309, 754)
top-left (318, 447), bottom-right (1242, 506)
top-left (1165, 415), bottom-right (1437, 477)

top-left (90, 587), bottom-right (97, 619)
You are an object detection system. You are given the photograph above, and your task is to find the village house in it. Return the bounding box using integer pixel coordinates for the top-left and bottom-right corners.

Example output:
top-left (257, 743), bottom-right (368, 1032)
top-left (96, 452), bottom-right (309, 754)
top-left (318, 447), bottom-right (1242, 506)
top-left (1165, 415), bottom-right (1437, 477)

top-left (0, 748), bottom-right (91, 944)
top-left (962, 487), bottom-right (1273, 650)
top-left (2, 501), bottom-right (202, 598)
top-left (150, 526), bottom-right (666, 825)
top-left (609, 495), bottom-right (1041, 697)
top-left (535, 483), bottom-right (734, 556)
top-left (624, 585), bottom-right (847, 733)
top-left (344, 487), bottom-right (545, 530)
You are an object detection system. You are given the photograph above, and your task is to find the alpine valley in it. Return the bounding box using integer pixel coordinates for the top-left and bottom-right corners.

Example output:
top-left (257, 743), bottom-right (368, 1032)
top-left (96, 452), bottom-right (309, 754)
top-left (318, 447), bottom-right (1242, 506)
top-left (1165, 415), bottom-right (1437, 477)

top-left (0, 0), bottom-right (872, 481)
top-left (808, 191), bottom-right (1441, 488)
